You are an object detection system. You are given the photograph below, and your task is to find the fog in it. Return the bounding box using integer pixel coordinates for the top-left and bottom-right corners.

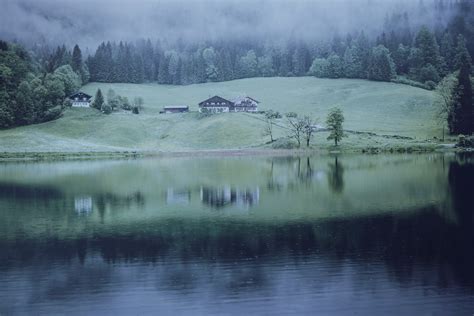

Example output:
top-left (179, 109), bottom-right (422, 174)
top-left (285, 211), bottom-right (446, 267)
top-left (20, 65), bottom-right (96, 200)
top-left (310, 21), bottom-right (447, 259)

top-left (0, 0), bottom-right (449, 49)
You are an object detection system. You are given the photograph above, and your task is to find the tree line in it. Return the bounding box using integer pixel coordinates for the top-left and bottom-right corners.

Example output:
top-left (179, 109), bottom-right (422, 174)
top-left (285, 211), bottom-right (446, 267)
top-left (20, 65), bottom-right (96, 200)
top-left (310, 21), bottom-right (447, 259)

top-left (63, 0), bottom-right (473, 89)
top-left (0, 41), bottom-right (89, 128)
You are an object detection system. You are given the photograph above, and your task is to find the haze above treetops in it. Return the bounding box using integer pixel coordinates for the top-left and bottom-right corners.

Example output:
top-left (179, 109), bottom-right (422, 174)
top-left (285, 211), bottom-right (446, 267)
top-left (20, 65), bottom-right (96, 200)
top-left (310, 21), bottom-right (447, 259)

top-left (0, 0), bottom-right (456, 50)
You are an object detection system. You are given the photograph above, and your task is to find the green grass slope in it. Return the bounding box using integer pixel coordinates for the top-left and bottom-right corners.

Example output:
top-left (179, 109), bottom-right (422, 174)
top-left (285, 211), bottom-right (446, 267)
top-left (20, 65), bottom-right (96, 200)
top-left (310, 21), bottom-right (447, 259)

top-left (0, 77), bottom-right (438, 152)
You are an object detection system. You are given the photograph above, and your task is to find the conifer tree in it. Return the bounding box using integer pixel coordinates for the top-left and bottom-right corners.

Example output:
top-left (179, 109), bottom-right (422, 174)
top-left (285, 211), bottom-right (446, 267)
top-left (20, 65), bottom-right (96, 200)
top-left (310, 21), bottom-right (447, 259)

top-left (326, 107), bottom-right (346, 146)
top-left (93, 89), bottom-right (104, 110)
top-left (449, 35), bottom-right (473, 134)
top-left (367, 45), bottom-right (396, 81)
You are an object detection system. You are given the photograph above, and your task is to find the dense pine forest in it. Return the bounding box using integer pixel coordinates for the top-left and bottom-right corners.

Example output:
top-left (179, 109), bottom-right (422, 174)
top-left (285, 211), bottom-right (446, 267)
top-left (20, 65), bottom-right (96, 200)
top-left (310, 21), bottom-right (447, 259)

top-left (31, 0), bottom-right (473, 88)
top-left (0, 0), bottom-right (473, 133)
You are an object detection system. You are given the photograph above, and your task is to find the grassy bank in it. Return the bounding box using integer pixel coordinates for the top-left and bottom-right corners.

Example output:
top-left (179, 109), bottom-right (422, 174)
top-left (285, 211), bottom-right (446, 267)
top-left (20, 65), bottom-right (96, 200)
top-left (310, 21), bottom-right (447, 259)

top-left (0, 77), bottom-right (445, 155)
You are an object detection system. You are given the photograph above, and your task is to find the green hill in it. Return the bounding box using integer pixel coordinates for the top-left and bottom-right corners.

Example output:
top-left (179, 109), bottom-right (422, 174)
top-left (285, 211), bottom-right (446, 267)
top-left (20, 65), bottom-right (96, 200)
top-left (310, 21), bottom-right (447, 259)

top-left (0, 77), bottom-right (438, 153)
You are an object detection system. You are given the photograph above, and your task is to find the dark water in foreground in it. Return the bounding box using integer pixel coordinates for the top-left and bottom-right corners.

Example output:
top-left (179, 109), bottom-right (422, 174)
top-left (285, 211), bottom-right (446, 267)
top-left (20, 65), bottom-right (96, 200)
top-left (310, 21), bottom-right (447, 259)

top-left (0, 154), bottom-right (473, 315)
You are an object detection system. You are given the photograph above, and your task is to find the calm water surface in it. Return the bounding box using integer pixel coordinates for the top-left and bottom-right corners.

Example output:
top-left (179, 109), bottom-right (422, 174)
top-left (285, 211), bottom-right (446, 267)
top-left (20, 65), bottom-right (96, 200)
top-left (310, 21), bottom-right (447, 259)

top-left (0, 154), bottom-right (473, 315)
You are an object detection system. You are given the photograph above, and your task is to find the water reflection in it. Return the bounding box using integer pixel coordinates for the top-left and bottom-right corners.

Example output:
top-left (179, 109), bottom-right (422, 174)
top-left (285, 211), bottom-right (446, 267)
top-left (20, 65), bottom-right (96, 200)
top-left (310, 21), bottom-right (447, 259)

top-left (0, 154), bottom-right (473, 315)
top-left (200, 186), bottom-right (260, 209)
top-left (166, 188), bottom-right (191, 205)
top-left (327, 156), bottom-right (344, 194)
top-left (74, 196), bottom-right (93, 214)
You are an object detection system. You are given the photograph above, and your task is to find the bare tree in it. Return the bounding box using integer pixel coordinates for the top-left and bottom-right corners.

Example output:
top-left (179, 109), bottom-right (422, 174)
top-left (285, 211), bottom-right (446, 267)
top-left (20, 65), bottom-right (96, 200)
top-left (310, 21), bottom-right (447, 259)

top-left (262, 110), bottom-right (281, 143)
top-left (302, 116), bottom-right (318, 147)
top-left (286, 114), bottom-right (306, 148)
top-left (434, 74), bottom-right (457, 141)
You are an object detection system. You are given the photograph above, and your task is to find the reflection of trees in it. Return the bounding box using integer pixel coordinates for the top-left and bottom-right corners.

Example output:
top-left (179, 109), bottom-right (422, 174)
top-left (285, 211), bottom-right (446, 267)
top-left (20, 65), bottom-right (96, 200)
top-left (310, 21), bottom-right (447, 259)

top-left (448, 155), bottom-right (474, 227)
top-left (327, 156), bottom-right (344, 194)
top-left (266, 160), bottom-right (283, 192)
top-left (2, 205), bottom-right (474, 291)
top-left (297, 157), bottom-right (314, 184)
top-left (94, 191), bottom-right (145, 222)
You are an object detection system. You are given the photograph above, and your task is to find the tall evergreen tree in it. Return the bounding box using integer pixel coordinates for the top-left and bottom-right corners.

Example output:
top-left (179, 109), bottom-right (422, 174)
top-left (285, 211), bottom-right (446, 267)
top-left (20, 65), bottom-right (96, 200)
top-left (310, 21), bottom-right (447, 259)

top-left (71, 45), bottom-right (82, 73)
top-left (413, 26), bottom-right (442, 74)
top-left (93, 89), bottom-right (104, 110)
top-left (449, 35), bottom-right (473, 134)
top-left (367, 45), bottom-right (396, 81)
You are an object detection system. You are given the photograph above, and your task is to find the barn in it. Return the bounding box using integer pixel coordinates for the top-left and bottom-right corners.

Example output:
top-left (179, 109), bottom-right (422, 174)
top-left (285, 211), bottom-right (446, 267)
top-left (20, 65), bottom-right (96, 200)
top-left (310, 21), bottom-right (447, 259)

top-left (198, 96), bottom-right (234, 113)
top-left (160, 106), bottom-right (189, 114)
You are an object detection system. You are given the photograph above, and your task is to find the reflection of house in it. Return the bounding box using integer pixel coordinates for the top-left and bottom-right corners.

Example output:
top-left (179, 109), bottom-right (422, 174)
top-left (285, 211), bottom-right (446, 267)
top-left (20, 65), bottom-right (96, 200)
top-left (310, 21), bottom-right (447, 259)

top-left (200, 185), bottom-right (260, 209)
top-left (200, 186), bottom-right (232, 208)
top-left (166, 188), bottom-right (191, 205)
top-left (198, 95), bottom-right (259, 113)
top-left (233, 187), bottom-right (260, 208)
top-left (160, 106), bottom-right (189, 114)
top-left (74, 196), bottom-right (93, 213)
top-left (69, 92), bottom-right (92, 107)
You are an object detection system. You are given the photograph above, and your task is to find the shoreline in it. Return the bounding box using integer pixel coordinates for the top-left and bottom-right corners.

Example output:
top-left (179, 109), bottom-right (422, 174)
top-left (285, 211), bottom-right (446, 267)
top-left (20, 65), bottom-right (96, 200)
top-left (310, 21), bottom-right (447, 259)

top-left (0, 144), bottom-right (464, 162)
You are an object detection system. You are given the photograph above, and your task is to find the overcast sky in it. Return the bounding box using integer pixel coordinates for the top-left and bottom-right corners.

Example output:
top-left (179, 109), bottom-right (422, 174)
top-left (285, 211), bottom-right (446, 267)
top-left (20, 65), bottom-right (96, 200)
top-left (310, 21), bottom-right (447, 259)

top-left (0, 0), bottom-right (443, 50)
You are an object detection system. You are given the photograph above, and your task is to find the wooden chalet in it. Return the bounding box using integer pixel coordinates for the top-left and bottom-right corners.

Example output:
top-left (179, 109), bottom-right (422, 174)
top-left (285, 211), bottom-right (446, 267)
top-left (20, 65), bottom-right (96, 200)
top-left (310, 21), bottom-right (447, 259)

top-left (69, 92), bottom-right (92, 107)
top-left (198, 96), bottom-right (234, 113)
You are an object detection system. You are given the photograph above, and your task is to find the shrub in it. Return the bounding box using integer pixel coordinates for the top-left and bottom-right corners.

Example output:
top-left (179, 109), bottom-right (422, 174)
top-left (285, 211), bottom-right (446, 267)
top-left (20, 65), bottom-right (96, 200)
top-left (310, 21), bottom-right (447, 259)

top-left (424, 80), bottom-right (437, 90)
top-left (271, 137), bottom-right (297, 149)
top-left (391, 76), bottom-right (431, 90)
top-left (198, 108), bottom-right (213, 118)
top-left (101, 103), bottom-right (112, 114)
top-left (457, 135), bottom-right (474, 148)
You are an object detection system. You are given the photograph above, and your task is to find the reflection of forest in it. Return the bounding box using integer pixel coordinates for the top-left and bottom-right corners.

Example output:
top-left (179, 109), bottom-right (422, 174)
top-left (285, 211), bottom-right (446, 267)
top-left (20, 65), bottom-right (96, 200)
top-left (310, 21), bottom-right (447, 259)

top-left (1, 202), bottom-right (473, 290)
top-left (0, 155), bottom-right (473, 307)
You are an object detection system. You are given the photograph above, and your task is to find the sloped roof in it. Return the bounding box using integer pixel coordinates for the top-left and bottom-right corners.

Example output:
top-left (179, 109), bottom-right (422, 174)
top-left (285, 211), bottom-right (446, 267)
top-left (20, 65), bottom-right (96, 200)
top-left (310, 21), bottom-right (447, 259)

top-left (199, 95), bottom-right (233, 106)
top-left (164, 105), bottom-right (189, 109)
top-left (232, 96), bottom-right (260, 105)
top-left (69, 92), bottom-right (92, 100)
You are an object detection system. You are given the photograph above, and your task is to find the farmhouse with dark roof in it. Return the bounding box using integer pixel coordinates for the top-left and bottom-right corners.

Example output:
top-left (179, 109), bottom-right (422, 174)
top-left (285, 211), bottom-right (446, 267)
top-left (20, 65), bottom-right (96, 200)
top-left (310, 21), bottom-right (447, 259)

top-left (69, 92), bottom-right (92, 107)
top-left (198, 95), bottom-right (259, 113)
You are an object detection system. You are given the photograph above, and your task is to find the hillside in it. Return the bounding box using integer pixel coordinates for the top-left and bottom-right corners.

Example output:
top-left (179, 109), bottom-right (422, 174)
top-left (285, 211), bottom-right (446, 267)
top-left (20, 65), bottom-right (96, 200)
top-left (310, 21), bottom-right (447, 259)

top-left (0, 77), bottom-right (438, 153)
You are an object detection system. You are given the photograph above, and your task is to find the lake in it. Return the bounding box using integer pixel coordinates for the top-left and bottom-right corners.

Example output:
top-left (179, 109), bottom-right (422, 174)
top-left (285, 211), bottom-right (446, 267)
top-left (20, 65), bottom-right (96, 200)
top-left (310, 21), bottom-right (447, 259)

top-left (0, 153), bottom-right (473, 315)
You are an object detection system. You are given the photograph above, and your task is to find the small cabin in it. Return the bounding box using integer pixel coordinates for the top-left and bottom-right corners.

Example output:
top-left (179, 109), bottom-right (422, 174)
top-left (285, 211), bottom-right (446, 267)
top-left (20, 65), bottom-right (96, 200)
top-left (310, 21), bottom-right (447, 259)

top-left (232, 96), bottom-right (259, 112)
top-left (69, 92), bottom-right (92, 107)
top-left (198, 96), bottom-right (234, 113)
top-left (160, 106), bottom-right (189, 114)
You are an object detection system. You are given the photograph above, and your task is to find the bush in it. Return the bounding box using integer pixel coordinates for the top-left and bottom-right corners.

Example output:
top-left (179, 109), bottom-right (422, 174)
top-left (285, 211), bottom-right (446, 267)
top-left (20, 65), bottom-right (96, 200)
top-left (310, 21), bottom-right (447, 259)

top-left (424, 80), bottom-right (437, 90)
top-left (418, 64), bottom-right (440, 84)
top-left (457, 135), bottom-right (474, 148)
top-left (198, 108), bottom-right (213, 118)
top-left (271, 137), bottom-right (297, 149)
top-left (101, 103), bottom-right (112, 114)
top-left (391, 76), bottom-right (431, 90)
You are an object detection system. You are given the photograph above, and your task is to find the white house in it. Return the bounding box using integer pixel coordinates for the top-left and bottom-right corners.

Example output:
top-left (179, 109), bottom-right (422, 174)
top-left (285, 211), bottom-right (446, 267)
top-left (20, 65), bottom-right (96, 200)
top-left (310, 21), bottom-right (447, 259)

top-left (232, 96), bottom-right (259, 112)
top-left (69, 92), bottom-right (92, 107)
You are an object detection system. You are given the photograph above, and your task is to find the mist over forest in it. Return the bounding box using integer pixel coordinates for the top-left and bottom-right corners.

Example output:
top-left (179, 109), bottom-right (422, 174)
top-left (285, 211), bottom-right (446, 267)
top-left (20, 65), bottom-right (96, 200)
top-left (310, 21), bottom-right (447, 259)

top-left (0, 0), bottom-right (461, 49)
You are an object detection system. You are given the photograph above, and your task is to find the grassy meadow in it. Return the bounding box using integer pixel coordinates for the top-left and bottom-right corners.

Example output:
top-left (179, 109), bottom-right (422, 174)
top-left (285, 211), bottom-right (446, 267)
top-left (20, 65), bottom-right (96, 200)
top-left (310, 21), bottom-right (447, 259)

top-left (0, 77), bottom-right (441, 153)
